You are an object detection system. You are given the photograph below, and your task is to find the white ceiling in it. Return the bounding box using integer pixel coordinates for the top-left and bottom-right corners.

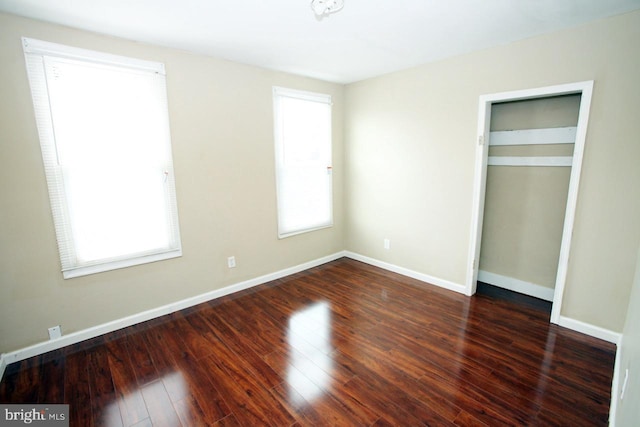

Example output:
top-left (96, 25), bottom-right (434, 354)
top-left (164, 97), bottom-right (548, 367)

top-left (1, 0), bottom-right (639, 83)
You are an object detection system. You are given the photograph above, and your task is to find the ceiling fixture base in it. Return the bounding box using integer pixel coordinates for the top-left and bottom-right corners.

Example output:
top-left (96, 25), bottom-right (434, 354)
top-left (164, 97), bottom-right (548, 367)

top-left (311, 0), bottom-right (344, 18)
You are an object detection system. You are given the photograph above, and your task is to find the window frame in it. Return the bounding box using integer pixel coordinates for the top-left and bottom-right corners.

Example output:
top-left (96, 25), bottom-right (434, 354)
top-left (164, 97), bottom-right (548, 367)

top-left (22, 37), bottom-right (182, 279)
top-left (272, 86), bottom-right (334, 238)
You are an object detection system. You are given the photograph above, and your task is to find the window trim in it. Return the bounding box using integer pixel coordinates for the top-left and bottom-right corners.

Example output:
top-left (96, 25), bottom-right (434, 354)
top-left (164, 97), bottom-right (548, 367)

top-left (23, 37), bottom-right (182, 279)
top-left (273, 86), bottom-right (333, 239)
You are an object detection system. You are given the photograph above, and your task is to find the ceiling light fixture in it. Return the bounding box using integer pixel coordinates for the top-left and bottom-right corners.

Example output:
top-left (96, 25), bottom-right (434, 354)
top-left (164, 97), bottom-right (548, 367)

top-left (310, 0), bottom-right (344, 18)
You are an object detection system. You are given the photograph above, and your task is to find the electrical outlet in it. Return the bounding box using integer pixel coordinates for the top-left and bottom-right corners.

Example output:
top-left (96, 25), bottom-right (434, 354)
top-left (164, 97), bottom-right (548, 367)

top-left (227, 256), bottom-right (236, 268)
top-left (384, 238), bottom-right (390, 250)
top-left (48, 325), bottom-right (62, 340)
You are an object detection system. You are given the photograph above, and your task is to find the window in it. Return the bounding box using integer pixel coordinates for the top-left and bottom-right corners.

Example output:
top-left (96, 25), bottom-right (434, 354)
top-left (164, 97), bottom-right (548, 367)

top-left (273, 87), bottom-right (333, 238)
top-left (23, 38), bottom-right (182, 278)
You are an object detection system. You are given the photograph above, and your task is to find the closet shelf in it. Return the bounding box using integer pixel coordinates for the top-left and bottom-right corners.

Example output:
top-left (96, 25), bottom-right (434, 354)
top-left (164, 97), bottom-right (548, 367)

top-left (488, 156), bottom-right (573, 167)
top-left (489, 126), bottom-right (577, 146)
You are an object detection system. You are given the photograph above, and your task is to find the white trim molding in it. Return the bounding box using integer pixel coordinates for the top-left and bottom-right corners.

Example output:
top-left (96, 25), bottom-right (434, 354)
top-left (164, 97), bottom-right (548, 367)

top-left (0, 251), bottom-right (346, 379)
top-left (478, 270), bottom-right (555, 301)
top-left (609, 338), bottom-right (622, 427)
top-left (467, 80), bottom-right (595, 327)
top-left (344, 251), bottom-right (466, 294)
top-left (557, 316), bottom-right (621, 344)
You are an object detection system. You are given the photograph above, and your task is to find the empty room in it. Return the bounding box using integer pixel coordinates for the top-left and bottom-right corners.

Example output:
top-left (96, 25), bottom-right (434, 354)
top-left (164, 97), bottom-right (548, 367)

top-left (1, 0), bottom-right (639, 426)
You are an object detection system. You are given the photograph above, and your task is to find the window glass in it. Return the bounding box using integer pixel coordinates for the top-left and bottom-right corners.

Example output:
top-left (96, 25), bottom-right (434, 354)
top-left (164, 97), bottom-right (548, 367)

top-left (273, 87), bottom-right (333, 238)
top-left (23, 38), bottom-right (182, 278)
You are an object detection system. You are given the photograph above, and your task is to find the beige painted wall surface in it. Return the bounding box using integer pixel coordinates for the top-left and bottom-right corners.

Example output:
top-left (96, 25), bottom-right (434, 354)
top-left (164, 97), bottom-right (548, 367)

top-left (490, 95), bottom-right (581, 131)
top-left (479, 96), bottom-right (579, 289)
top-left (614, 245), bottom-right (640, 426)
top-left (0, 13), bottom-right (344, 353)
top-left (345, 10), bottom-right (640, 331)
top-left (480, 167), bottom-right (571, 288)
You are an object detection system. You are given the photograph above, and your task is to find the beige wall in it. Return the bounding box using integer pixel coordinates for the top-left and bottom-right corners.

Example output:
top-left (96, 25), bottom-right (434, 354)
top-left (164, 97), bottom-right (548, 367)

top-left (345, 10), bottom-right (640, 331)
top-left (0, 13), bottom-right (344, 353)
top-left (480, 96), bottom-right (580, 289)
top-left (614, 246), bottom-right (640, 426)
top-left (1, 9), bottom-right (639, 356)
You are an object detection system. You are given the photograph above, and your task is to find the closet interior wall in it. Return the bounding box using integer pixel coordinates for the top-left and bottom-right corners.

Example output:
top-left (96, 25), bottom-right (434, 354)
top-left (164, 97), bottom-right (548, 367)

top-left (478, 95), bottom-right (581, 300)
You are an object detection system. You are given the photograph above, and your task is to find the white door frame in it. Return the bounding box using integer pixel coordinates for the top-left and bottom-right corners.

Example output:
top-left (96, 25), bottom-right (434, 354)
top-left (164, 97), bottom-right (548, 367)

top-left (466, 81), bottom-right (594, 324)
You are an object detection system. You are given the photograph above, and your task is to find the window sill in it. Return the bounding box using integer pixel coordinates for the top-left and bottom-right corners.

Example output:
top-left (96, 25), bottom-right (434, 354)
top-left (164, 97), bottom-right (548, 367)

top-left (62, 249), bottom-right (182, 279)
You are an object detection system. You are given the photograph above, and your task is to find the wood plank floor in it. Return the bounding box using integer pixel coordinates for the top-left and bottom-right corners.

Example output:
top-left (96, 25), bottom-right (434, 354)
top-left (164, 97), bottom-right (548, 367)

top-left (0, 258), bottom-right (616, 426)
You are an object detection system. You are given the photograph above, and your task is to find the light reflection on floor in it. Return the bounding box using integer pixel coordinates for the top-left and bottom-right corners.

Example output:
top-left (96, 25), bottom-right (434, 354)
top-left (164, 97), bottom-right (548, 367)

top-left (162, 370), bottom-right (187, 400)
top-left (102, 370), bottom-right (186, 426)
top-left (286, 301), bottom-right (333, 404)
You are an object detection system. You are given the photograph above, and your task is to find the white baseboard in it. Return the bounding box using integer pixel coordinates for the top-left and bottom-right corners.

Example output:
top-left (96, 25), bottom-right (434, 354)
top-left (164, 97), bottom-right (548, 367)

top-left (0, 251), bottom-right (620, 385)
top-left (477, 270), bottom-right (555, 301)
top-left (0, 251), bottom-right (346, 380)
top-left (608, 337), bottom-right (622, 427)
top-left (557, 315), bottom-right (621, 344)
top-left (477, 271), bottom-right (622, 345)
top-left (344, 251), bottom-right (466, 294)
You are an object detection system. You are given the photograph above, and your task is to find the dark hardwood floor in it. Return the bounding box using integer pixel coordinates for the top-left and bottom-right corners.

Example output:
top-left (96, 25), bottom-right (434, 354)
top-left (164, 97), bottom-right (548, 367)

top-left (475, 281), bottom-right (553, 313)
top-left (0, 258), bottom-right (616, 426)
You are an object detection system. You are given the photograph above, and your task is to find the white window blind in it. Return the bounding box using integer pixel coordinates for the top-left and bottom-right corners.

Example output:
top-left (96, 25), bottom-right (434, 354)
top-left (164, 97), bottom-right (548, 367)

top-left (23, 37), bottom-right (182, 278)
top-left (273, 87), bottom-right (333, 238)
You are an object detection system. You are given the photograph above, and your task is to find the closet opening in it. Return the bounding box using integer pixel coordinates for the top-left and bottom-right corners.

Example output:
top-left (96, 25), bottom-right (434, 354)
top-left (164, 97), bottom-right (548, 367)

top-left (466, 82), bottom-right (594, 324)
